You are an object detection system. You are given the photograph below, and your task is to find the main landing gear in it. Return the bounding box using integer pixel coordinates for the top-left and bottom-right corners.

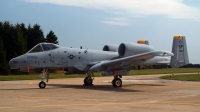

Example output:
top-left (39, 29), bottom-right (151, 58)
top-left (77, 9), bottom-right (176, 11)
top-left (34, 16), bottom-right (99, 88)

top-left (39, 69), bottom-right (49, 89)
top-left (112, 69), bottom-right (122, 87)
top-left (84, 72), bottom-right (94, 86)
top-left (112, 76), bottom-right (122, 87)
top-left (83, 70), bottom-right (122, 87)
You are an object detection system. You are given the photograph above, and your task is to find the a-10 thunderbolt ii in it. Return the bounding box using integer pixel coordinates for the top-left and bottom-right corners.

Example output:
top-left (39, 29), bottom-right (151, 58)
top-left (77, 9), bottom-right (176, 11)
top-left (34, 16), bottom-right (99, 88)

top-left (9, 36), bottom-right (189, 88)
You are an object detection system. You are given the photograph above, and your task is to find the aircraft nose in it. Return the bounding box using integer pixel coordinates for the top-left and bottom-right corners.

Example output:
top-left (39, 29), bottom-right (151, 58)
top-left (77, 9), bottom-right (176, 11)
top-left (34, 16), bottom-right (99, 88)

top-left (9, 59), bottom-right (12, 66)
top-left (9, 58), bottom-right (15, 69)
top-left (9, 57), bottom-right (20, 69)
top-left (9, 55), bottom-right (28, 71)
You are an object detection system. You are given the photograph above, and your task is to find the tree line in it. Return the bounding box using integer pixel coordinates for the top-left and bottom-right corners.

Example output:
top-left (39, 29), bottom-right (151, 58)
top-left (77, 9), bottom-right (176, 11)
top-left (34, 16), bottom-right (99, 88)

top-left (0, 21), bottom-right (59, 75)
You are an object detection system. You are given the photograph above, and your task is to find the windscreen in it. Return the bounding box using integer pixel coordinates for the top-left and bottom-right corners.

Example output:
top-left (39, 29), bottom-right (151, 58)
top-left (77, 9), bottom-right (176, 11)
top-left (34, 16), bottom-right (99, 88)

top-left (41, 43), bottom-right (59, 51)
top-left (29, 44), bottom-right (43, 53)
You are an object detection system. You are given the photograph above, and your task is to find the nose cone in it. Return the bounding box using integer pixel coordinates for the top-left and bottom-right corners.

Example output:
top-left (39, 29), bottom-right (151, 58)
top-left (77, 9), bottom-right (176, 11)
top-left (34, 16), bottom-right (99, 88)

top-left (9, 55), bottom-right (27, 70)
top-left (9, 58), bottom-right (13, 65)
top-left (9, 58), bottom-right (17, 69)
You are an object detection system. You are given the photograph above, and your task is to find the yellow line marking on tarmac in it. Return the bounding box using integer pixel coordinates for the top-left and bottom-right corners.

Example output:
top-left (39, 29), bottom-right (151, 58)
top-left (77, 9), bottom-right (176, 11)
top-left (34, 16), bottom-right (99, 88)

top-left (161, 101), bottom-right (200, 106)
top-left (0, 99), bottom-right (162, 109)
top-left (0, 103), bottom-right (132, 109)
top-left (3, 100), bottom-right (199, 109)
top-left (0, 99), bottom-right (161, 109)
top-left (81, 98), bottom-right (118, 102)
top-left (0, 102), bottom-right (140, 109)
top-left (21, 96), bottom-right (49, 99)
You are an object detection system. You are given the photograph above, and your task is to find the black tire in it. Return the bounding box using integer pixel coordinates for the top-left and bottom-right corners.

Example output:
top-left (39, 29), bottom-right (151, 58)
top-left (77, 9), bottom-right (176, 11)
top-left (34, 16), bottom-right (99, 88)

top-left (84, 77), bottom-right (93, 85)
top-left (39, 81), bottom-right (46, 89)
top-left (112, 78), bottom-right (122, 87)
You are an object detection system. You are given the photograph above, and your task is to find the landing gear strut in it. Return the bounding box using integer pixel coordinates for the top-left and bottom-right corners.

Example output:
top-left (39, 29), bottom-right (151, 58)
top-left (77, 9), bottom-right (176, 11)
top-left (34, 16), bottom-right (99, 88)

top-left (39, 69), bottom-right (49, 89)
top-left (84, 72), bottom-right (94, 86)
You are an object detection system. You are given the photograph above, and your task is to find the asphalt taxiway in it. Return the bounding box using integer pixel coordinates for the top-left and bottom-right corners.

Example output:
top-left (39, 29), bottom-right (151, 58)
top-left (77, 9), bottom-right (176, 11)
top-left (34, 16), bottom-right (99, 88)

top-left (1, 74), bottom-right (200, 112)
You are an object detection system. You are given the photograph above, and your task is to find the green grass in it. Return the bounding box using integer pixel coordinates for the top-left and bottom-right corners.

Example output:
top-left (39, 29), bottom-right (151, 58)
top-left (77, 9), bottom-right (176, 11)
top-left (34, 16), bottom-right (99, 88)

top-left (160, 74), bottom-right (200, 81)
top-left (0, 68), bottom-right (199, 81)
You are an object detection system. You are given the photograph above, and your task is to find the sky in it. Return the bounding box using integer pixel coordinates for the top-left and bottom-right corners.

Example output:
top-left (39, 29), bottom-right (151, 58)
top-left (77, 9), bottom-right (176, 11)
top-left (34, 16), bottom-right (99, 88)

top-left (1, 0), bottom-right (200, 64)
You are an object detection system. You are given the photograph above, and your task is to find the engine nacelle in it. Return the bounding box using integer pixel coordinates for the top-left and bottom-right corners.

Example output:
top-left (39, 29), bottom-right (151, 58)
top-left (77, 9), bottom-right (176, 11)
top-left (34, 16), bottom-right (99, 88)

top-left (118, 43), bottom-right (155, 57)
top-left (103, 44), bottom-right (118, 52)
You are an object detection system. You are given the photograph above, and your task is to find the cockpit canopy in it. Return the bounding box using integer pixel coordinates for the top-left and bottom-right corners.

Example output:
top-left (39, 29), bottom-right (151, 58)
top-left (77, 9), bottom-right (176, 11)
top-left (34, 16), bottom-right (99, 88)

top-left (28, 43), bottom-right (60, 53)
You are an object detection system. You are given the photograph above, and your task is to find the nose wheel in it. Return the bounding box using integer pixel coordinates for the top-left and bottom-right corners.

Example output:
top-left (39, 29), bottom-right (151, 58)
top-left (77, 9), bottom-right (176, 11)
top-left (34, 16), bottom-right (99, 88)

top-left (38, 69), bottom-right (49, 89)
top-left (39, 81), bottom-right (46, 89)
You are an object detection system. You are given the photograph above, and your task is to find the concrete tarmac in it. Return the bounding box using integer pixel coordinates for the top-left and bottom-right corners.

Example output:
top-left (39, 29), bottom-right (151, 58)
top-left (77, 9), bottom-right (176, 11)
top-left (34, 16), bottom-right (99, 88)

top-left (1, 74), bottom-right (200, 112)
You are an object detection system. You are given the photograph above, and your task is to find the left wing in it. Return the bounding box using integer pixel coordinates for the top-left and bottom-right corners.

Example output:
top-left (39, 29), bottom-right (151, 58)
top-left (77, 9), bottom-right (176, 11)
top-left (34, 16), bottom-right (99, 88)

top-left (89, 50), bottom-right (173, 71)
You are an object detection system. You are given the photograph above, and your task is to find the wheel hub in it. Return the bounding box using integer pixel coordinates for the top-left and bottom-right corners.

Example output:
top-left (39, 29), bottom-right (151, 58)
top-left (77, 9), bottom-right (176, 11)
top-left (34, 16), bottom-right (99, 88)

top-left (115, 80), bottom-right (121, 86)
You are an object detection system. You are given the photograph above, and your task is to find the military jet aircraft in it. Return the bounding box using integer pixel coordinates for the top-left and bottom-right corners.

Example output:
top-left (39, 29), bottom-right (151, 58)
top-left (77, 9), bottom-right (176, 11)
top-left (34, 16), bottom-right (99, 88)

top-left (9, 36), bottom-right (189, 88)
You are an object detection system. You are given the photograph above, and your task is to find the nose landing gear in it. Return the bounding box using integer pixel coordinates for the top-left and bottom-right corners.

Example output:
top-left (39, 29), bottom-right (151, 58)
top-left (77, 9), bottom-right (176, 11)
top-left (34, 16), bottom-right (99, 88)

top-left (39, 69), bottom-right (49, 89)
top-left (39, 81), bottom-right (46, 88)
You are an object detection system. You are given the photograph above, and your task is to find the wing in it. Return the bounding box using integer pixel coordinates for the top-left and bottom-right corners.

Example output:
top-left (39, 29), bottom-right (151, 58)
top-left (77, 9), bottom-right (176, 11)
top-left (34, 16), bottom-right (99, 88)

top-left (89, 50), bottom-right (173, 71)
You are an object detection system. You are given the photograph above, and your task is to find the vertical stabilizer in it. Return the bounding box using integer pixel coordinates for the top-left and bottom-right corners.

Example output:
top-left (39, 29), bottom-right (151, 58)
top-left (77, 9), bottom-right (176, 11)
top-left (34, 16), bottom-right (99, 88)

top-left (170, 36), bottom-right (189, 68)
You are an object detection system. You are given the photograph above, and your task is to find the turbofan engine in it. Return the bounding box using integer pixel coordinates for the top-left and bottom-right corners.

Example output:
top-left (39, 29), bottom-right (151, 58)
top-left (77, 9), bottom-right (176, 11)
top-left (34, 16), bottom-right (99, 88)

top-left (103, 44), bottom-right (118, 52)
top-left (118, 43), bottom-right (155, 57)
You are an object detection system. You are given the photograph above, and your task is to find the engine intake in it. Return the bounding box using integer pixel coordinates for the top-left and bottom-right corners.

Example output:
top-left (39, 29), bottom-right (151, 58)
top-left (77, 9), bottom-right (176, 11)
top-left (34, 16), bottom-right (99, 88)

top-left (103, 44), bottom-right (118, 52)
top-left (118, 43), bottom-right (155, 57)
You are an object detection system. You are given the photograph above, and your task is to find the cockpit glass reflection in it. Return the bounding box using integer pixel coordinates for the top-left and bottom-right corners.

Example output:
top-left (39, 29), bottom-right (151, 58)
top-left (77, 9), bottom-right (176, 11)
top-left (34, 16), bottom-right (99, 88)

top-left (41, 43), bottom-right (59, 51)
top-left (29, 45), bottom-right (43, 53)
top-left (28, 43), bottom-right (59, 53)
